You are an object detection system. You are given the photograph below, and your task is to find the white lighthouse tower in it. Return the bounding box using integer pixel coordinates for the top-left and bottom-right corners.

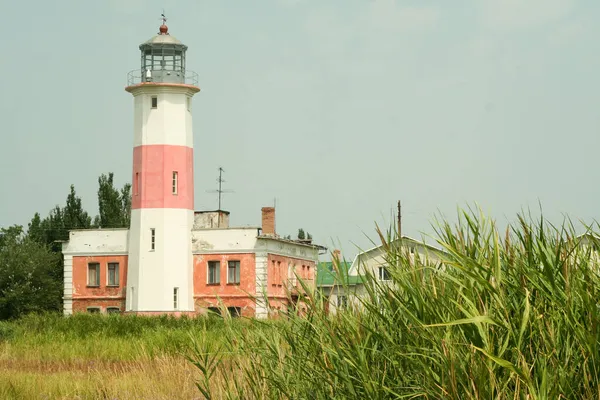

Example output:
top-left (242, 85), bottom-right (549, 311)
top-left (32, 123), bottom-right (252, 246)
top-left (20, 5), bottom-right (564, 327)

top-left (125, 17), bottom-right (199, 314)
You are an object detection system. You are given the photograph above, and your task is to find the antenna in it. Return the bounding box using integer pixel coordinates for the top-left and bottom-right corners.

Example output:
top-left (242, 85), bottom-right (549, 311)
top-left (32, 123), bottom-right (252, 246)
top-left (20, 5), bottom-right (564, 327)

top-left (206, 167), bottom-right (234, 211)
top-left (160, 10), bottom-right (167, 25)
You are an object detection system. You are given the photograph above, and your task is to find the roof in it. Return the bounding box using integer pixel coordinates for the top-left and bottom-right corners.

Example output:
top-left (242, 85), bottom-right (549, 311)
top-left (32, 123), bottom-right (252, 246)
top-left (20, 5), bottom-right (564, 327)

top-left (141, 34), bottom-right (184, 47)
top-left (317, 261), bottom-right (364, 287)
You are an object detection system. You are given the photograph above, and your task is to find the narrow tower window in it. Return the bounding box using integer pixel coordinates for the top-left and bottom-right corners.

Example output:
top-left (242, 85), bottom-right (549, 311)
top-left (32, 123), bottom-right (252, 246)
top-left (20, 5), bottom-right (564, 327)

top-left (172, 171), bottom-right (178, 195)
top-left (135, 172), bottom-right (140, 196)
top-left (187, 97), bottom-right (191, 111)
top-left (151, 96), bottom-right (158, 109)
top-left (129, 287), bottom-right (134, 311)
top-left (173, 287), bottom-right (179, 309)
top-left (150, 228), bottom-right (155, 250)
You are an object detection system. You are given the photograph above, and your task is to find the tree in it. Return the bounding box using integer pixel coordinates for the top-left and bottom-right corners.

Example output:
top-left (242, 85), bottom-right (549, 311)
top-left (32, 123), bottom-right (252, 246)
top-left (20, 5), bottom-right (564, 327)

top-left (63, 185), bottom-right (92, 231)
top-left (297, 229), bottom-right (306, 240)
top-left (0, 225), bottom-right (62, 319)
top-left (97, 173), bottom-right (131, 228)
top-left (27, 213), bottom-right (44, 244)
top-left (120, 183), bottom-right (132, 227)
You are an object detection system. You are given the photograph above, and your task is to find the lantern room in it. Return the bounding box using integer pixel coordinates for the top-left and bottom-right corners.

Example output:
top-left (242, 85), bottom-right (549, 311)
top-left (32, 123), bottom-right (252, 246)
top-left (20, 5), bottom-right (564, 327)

top-left (138, 21), bottom-right (188, 84)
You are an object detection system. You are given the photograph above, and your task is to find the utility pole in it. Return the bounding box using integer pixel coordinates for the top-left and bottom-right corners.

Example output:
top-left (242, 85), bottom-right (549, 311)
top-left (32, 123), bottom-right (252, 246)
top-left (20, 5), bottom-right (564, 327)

top-left (397, 200), bottom-right (402, 239)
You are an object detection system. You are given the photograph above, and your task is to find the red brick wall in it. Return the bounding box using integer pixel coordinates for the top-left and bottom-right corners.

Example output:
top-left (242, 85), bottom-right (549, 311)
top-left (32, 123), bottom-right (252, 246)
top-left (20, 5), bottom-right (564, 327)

top-left (266, 253), bottom-right (316, 298)
top-left (193, 253), bottom-right (256, 317)
top-left (72, 298), bottom-right (125, 313)
top-left (261, 207), bottom-right (275, 235)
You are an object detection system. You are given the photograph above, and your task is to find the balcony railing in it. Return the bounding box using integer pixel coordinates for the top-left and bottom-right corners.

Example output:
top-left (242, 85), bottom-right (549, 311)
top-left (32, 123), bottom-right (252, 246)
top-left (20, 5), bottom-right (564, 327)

top-left (126, 69), bottom-right (199, 86)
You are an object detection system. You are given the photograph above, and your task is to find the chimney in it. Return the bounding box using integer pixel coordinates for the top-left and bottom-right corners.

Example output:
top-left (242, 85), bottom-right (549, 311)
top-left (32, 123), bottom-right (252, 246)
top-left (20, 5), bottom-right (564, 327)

top-left (261, 207), bottom-right (275, 236)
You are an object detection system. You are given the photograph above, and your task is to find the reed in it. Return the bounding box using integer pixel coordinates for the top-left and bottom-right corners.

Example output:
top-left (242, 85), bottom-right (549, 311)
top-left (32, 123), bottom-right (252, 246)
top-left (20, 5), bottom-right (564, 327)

top-left (189, 206), bottom-right (600, 399)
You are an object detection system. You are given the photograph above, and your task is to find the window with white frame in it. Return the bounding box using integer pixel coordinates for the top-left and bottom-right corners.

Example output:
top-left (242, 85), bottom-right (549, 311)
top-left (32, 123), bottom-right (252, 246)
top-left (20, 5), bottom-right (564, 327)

top-left (88, 263), bottom-right (100, 287)
top-left (151, 96), bottom-right (158, 109)
top-left (87, 307), bottom-right (101, 314)
top-left (173, 287), bottom-right (179, 309)
top-left (228, 260), bottom-right (240, 284)
top-left (106, 307), bottom-right (121, 314)
top-left (337, 295), bottom-right (348, 310)
top-left (172, 171), bottom-right (178, 195)
top-left (208, 261), bottom-right (220, 284)
top-left (150, 228), bottom-right (155, 250)
top-left (107, 262), bottom-right (119, 286)
top-left (378, 266), bottom-right (391, 281)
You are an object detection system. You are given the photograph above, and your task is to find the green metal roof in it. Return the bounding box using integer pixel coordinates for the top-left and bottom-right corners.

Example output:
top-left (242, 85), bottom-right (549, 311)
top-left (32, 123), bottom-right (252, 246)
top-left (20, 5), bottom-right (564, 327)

top-left (316, 261), bottom-right (364, 287)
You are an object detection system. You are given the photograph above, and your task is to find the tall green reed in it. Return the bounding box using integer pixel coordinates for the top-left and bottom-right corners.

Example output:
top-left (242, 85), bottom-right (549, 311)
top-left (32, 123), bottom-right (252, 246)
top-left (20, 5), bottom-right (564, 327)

top-left (190, 206), bottom-right (600, 399)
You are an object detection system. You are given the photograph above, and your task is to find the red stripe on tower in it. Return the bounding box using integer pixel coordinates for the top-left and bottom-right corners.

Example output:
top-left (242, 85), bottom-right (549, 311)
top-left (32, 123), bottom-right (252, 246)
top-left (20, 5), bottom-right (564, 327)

top-left (131, 144), bottom-right (194, 210)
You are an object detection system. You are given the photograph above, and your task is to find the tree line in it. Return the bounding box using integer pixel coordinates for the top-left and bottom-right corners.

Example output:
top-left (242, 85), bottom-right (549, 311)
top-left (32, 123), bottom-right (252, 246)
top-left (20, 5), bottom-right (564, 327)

top-left (0, 173), bottom-right (131, 320)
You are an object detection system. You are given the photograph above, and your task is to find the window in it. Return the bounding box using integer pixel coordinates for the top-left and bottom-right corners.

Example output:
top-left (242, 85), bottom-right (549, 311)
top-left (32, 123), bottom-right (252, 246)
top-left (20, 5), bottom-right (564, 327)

top-left (337, 296), bottom-right (348, 310)
top-left (172, 171), bottom-right (178, 195)
top-left (87, 307), bottom-right (101, 314)
top-left (207, 307), bottom-right (221, 316)
top-left (227, 306), bottom-right (241, 318)
top-left (173, 287), bottom-right (179, 309)
top-left (187, 97), bottom-right (191, 111)
top-left (107, 262), bottom-right (119, 286)
top-left (378, 266), bottom-right (391, 281)
top-left (129, 287), bottom-right (134, 311)
top-left (88, 263), bottom-right (100, 286)
top-left (135, 172), bottom-right (140, 196)
top-left (106, 307), bottom-right (121, 314)
top-left (208, 261), bottom-right (220, 284)
top-left (228, 261), bottom-right (240, 284)
top-left (150, 228), bottom-right (155, 250)
top-left (151, 96), bottom-right (158, 108)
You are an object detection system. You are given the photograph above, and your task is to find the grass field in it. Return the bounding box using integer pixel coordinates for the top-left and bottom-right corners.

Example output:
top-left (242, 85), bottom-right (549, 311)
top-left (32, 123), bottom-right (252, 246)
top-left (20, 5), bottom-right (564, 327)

top-left (0, 313), bottom-right (238, 399)
top-left (2, 207), bottom-right (600, 399)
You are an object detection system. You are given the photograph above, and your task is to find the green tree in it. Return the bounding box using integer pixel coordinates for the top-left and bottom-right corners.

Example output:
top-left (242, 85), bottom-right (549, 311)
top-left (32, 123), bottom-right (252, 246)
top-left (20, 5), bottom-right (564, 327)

top-left (63, 184), bottom-right (92, 231)
top-left (120, 183), bottom-right (132, 227)
top-left (0, 225), bottom-right (62, 320)
top-left (97, 173), bottom-right (131, 228)
top-left (297, 229), bottom-right (306, 240)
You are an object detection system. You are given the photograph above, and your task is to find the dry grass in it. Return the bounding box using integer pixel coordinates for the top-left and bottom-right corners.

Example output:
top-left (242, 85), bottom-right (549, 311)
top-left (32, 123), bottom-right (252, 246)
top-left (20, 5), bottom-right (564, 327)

top-left (0, 355), bottom-right (201, 399)
top-left (0, 313), bottom-right (241, 399)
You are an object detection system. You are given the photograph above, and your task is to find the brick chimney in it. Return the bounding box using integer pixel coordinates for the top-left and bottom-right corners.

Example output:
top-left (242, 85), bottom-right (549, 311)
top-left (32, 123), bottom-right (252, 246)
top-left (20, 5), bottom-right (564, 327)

top-left (261, 207), bottom-right (275, 236)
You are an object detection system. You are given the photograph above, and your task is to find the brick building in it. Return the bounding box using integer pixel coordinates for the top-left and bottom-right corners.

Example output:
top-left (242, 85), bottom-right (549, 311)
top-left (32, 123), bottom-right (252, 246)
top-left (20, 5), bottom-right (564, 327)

top-left (62, 207), bottom-right (326, 318)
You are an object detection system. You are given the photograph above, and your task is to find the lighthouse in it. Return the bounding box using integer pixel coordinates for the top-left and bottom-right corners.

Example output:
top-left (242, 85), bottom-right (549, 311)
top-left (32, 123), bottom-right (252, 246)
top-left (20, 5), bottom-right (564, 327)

top-left (125, 17), bottom-right (200, 314)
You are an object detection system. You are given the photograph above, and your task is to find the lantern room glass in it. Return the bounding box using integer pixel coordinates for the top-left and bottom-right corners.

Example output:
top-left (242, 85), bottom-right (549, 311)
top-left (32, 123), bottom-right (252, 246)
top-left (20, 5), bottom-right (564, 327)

top-left (141, 46), bottom-right (186, 74)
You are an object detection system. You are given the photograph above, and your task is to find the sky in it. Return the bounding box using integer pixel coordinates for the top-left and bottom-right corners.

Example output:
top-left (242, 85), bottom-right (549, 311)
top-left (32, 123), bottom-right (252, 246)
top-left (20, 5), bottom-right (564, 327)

top-left (1, 0), bottom-right (599, 260)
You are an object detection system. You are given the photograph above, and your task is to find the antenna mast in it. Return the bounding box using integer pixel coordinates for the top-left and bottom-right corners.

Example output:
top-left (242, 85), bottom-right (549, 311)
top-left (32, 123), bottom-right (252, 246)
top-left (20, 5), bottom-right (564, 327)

top-left (206, 167), bottom-right (234, 211)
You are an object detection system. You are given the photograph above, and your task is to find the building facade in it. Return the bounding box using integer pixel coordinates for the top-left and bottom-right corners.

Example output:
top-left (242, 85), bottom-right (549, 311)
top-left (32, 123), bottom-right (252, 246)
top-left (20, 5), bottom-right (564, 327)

top-left (63, 208), bottom-right (324, 317)
top-left (61, 22), bottom-right (325, 318)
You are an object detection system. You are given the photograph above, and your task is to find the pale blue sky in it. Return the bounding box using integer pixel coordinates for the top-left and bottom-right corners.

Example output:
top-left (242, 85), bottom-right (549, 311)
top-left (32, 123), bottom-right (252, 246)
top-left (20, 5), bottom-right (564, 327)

top-left (1, 0), bottom-right (599, 258)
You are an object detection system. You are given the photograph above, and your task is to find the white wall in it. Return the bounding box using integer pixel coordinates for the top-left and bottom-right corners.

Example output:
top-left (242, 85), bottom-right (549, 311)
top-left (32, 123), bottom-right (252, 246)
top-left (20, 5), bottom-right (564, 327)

top-left (128, 208), bottom-right (194, 312)
top-left (192, 228), bottom-right (260, 253)
top-left (62, 229), bottom-right (129, 255)
top-left (131, 86), bottom-right (197, 148)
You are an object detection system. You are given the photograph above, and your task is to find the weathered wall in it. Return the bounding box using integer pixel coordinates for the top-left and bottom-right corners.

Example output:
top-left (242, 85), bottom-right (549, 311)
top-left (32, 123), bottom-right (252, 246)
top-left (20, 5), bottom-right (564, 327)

top-left (62, 229), bottom-right (129, 255)
top-left (193, 253), bottom-right (256, 317)
top-left (73, 298), bottom-right (125, 313)
top-left (193, 211), bottom-right (230, 229)
top-left (192, 228), bottom-right (259, 253)
top-left (72, 255), bottom-right (128, 297)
